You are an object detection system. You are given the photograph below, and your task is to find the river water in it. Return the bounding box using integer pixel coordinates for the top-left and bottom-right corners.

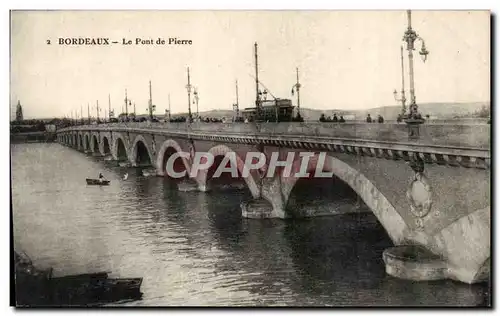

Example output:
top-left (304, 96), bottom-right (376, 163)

top-left (11, 143), bottom-right (490, 306)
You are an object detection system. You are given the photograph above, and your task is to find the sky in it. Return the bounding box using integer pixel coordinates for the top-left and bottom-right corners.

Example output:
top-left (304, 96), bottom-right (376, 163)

top-left (10, 10), bottom-right (490, 119)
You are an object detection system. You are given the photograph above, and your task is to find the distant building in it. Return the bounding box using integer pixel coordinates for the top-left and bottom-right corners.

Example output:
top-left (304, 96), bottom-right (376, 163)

top-left (15, 101), bottom-right (23, 121)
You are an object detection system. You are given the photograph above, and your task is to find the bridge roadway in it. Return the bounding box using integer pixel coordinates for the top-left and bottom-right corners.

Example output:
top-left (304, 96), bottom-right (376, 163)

top-left (57, 121), bottom-right (490, 284)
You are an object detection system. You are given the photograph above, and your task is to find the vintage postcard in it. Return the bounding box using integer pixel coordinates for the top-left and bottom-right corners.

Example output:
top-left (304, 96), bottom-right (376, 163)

top-left (10, 10), bottom-right (490, 307)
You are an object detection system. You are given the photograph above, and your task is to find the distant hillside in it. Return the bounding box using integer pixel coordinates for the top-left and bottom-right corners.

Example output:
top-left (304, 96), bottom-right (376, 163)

top-left (180, 102), bottom-right (489, 121)
top-left (351, 102), bottom-right (490, 121)
top-left (172, 110), bottom-right (234, 119)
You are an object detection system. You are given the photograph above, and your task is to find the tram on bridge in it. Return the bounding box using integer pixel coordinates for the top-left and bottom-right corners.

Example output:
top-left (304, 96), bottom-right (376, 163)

top-left (241, 99), bottom-right (295, 122)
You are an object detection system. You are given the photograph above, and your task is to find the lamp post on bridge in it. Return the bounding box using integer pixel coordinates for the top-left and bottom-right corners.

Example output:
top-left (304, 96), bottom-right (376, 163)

top-left (108, 94), bottom-right (112, 122)
top-left (254, 42), bottom-right (264, 121)
top-left (233, 80), bottom-right (240, 121)
top-left (124, 89), bottom-right (129, 122)
top-left (193, 87), bottom-right (199, 122)
top-left (186, 67), bottom-right (193, 123)
top-left (167, 93), bottom-right (172, 122)
top-left (96, 100), bottom-right (100, 124)
top-left (401, 9), bottom-right (429, 139)
top-left (291, 67), bottom-right (302, 120)
top-left (393, 46), bottom-right (407, 118)
top-left (148, 80), bottom-right (156, 121)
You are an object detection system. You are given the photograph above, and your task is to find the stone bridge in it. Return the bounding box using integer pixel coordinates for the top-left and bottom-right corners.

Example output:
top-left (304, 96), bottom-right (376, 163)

top-left (57, 121), bottom-right (490, 284)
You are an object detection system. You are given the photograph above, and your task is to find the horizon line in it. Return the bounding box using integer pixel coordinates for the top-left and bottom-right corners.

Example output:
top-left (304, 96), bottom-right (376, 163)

top-left (15, 100), bottom-right (490, 120)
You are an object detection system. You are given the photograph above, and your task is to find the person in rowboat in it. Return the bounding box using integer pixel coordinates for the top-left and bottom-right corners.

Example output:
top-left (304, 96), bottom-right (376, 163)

top-left (98, 173), bottom-right (105, 183)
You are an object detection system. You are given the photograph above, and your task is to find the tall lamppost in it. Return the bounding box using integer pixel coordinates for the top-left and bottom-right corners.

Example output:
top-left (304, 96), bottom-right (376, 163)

top-left (254, 42), bottom-right (262, 121)
top-left (96, 100), bottom-right (100, 124)
top-left (108, 94), bottom-right (112, 121)
top-left (233, 80), bottom-right (240, 121)
top-left (148, 80), bottom-right (155, 121)
top-left (291, 67), bottom-right (301, 119)
top-left (124, 89), bottom-right (129, 122)
top-left (167, 93), bottom-right (172, 122)
top-left (403, 10), bottom-right (429, 119)
top-left (402, 10), bottom-right (429, 138)
top-left (193, 87), bottom-right (199, 121)
top-left (186, 67), bottom-right (193, 123)
top-left (393, 46), bottom-right (407, 117)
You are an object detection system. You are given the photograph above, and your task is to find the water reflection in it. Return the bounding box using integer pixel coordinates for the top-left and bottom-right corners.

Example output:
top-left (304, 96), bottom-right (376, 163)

top-left (11, 143), bottom-right (490, 306)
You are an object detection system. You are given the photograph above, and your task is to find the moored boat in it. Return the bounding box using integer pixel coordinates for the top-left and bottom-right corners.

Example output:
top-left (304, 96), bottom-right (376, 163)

top-left (49, 274), bottom-right (143, 305)
top-left (86, 178), bottom-right (110, 185)
top-left (14, 251), bottom-right (143, 306)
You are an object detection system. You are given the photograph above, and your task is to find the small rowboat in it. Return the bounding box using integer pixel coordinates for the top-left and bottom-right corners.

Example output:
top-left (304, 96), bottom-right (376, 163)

top-left (86, 179), bottom-right (110, 185)
top-left (142, 169), bottom-right (157, 177)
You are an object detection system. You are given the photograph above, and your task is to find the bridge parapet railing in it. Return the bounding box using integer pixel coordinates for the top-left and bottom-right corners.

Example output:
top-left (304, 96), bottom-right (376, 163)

top-left (185, 122), bottom-right (490, 149)
top-left (58, 121), bottom-right (490, 150)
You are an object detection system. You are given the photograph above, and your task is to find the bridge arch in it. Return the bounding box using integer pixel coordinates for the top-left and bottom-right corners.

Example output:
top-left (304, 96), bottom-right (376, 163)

top-left (84, 134), bottom-right (90, 151)
top-left (280, 153), bottom-right (408, 244)
top-left (130, 135), bottom-right (153, 166)
top-left (156, 139), bottom-right (192, 177)
top-left (91, 134), bottom-right (99, 153)
top-left (101, 136), bottom-right (111, 155)
top-left (198, 145), bottom-right (259, 199)
top-left (78, 134), bottom-right (83, 150)
top-left (111, 133), bottom-right (129, 161)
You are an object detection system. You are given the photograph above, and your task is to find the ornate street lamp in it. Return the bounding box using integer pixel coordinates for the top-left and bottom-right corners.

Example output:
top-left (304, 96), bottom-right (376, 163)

top-left (124, 89), bottom-right (129, 122)
top-left (193, 87), bottom-right (199, 121)
top-left (393, 46), bottom-right (407, 118)
top-left (168, 93), bottom-right (172, 122)
top-left (186, 67), bottom-right (193, 123)
top-left (402, 10), bottom-right (429, 138)
top-left (148, 80), bottom-right (154, 121)
top-left (403, 9), bottom-right (429, 119)
top-left (291, 67), bottom-right (302, 119)
top-left (95, 100), bottom-right (100, 124)
top-left (233, 80), bottom-right (240, 121)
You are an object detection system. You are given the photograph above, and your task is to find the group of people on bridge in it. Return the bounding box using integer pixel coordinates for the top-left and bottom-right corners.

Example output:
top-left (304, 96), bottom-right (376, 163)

top-left (319, 114), bottom-right (346, 123)
top-left (366, 114), bottom-right (385, 123)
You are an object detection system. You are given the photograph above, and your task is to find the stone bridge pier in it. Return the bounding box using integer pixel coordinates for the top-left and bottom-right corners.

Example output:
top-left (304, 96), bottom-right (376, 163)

top-left (236, 148), bottom-right (490, 285)
top-left (153, 140), bottom-right (489, 285)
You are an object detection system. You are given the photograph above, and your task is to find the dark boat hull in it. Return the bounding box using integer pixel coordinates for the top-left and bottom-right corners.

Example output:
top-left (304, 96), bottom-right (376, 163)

top-left (48, 275), bottom-right (143, 306)
top-left (15, 252), bottom-right (142, 306)
top-left (86, 179), bottom-right (110, 185)
top-left (16, 273), bottom-right (143, 306)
